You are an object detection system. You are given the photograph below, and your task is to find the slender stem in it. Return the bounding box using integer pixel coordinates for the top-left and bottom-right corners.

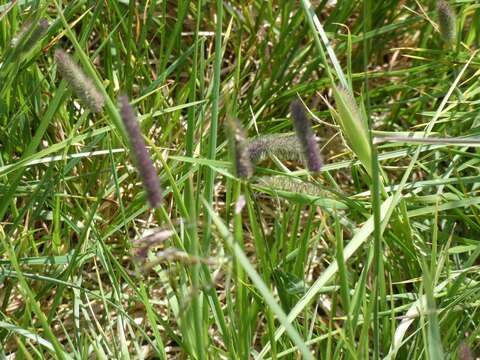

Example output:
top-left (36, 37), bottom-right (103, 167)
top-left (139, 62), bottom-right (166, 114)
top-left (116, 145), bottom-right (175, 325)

top-left (202, 0), bottom-right (223, 251)
top-left (187, 176), bottom-right (206, 360)
top-left (363, 1), bottom-right (383, 358)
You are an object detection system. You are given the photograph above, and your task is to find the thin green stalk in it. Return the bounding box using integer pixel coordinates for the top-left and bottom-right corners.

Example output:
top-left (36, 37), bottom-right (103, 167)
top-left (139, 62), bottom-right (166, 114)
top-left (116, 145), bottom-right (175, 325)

top-left (421, 260), bottom-right (445, 360)
top-left (187, 176), bottom-right (207, 360)
top-left (362, 2), bottom-right (385, 358)
top-left (125, 0), bottom-right (134, 95)
top-left (299, 0), bottom-right (348, 88)
top-left (203, 199), bottom-right (314, 360)
top-left (54, 1), bottom-right (127, 141)
top-left (159, 0), bottom-right (190, 74)
top-left (335, 214), bottom-right (352, 341)
top-left (0, 173), bottom-right (68, 359)
top-left (202, 0), bottom-right (223, 251)
top-left (0, 83), bottom-right (68, 220)
top-left (233, 180), bottom-right (248, 358)
top-left (185, 0), bottom-right (203, 159)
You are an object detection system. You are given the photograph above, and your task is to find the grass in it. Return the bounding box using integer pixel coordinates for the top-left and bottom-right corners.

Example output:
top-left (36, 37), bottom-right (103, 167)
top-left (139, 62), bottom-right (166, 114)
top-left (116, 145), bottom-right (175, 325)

top-left (1, 0), bottom-right (480, 358)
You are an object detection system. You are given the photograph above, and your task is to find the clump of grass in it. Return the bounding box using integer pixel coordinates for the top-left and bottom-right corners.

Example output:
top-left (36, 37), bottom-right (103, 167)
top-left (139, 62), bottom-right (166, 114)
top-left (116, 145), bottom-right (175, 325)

top-left (247, 134), bottom-right (303, 163)
top-left (332, 86), bottom-right (372, 175)
top-left (10, 18), bottom-right (49, 51)
top-left (6, 2), bottom-right (480, 359)
top-left (54, 49), bottom-right (105, 113)
top-left (227, 118), bottom-right (253, 179)
top-left (119, 95), bottom-right (163, 208)
top-left (437, 0), bottom-right (457, 45)
top-left (290, 100), bottom-right (323, 173)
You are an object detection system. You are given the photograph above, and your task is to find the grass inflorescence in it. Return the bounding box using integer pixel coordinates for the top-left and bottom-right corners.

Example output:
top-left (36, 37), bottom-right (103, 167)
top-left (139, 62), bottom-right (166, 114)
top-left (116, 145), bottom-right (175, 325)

top-left (10, 18), bottom-right (48, 51)
top-left (119, 95), bottom-right (162, 208)
top-left (247, 134), bottom-right (303, 163)
top-left (437, 0), bottom-right (457, 45)
top-left (256, 176), bottom-right (323, 196)
top-left (227, 117), bottom-right (253, 179)
top-left (290, 100), bottom-right (323, 173)
top-left (55, 49), bottom-right (105, 113)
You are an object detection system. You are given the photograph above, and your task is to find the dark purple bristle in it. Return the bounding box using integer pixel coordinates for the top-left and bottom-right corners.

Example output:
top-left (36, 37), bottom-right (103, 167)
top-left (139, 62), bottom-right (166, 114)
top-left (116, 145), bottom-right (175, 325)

top-left (119, 95), bottom-right (162, 208)
top-left (290, 100), bottom-right (323, 173)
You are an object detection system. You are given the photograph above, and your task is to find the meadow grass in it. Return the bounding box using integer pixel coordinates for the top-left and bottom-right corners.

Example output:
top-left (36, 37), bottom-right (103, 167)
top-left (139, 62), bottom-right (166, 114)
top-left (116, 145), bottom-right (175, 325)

top-left (1, 0), bottom-right (480, 359)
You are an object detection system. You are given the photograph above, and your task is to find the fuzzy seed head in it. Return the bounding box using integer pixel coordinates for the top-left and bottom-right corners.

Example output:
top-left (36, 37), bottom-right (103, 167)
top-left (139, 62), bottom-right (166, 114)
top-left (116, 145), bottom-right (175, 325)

top-left (119, 95), bottom-right (163, 208)
top-left (290, 100), bottom-right (323, 173)
top-left (11, 18), bottom-right (48, 50)
top-left (257, 176), bottom-right (323, 196)
top-left (55, 49), bottom-right (105, 113)
top-left (228, 118), bottom-right (253, 179)
top-left (247, 134), bottom-right (303, 164)
top-left (458, 342), bottom-right (473, 360)
top-left (437, 0), bottom-right (456, 45)
top-left (133, 229), bottom-right (174, 260)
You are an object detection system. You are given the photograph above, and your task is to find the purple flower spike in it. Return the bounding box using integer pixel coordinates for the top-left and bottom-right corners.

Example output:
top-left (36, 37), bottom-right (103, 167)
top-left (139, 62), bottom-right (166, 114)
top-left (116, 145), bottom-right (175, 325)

top-left (290, 100), bottom-right (323, 173)
top-left (119, 95), bottom-right (163, 208)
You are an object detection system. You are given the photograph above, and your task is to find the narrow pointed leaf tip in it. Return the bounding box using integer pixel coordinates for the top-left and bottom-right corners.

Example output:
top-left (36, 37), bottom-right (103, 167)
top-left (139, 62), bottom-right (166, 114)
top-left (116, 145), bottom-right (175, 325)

top-left (54, 49), bottom-right (105, 113)
top-left (290, 100), bottom-right (323, 173)
top-left (119, 95), bottom-right (163, 208)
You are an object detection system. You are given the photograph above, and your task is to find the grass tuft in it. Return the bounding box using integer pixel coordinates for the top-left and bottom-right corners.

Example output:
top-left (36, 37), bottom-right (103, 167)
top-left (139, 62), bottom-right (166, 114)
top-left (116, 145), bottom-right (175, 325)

top-left (2, 1), bottom-right (480, 358)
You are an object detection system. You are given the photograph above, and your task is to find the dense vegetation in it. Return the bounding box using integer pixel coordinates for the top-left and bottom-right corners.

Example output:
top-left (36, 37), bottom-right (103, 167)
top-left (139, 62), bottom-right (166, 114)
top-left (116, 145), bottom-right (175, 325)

top-left (1, 0), bottom-right (480, 358)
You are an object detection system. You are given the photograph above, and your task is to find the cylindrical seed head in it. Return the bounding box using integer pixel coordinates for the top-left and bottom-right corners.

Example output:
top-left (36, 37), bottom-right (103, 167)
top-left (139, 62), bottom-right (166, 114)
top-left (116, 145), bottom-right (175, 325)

top-left (55, 49), bottom-right (105, 113)
top-left (11, 18), bottom-right (49, 50)
top-left (227, 118), bottom-right (253, 179)
top-left (247, 134), bottom-right (304, 164)
top-left (119, 95), bottom-right (163, 208)
top-left (437, 0), bottom-right (457, 45)
top-left (290, 100), bottom-right (323, 173)
top-left (458, 342), bottom-right (473, 360)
